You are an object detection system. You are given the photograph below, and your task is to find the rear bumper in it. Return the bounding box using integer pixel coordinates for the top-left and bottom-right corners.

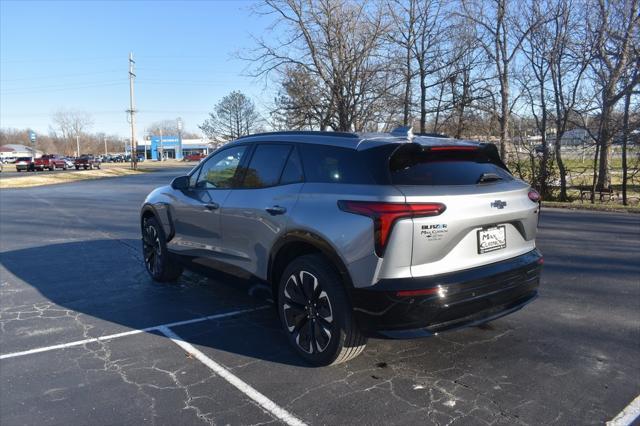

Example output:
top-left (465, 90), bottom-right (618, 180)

top-left (351, 249), bottom-right (542, 338)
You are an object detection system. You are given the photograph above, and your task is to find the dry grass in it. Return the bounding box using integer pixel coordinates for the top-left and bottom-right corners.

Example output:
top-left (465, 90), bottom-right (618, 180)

top-left (0, 168), bottom-right (148, 189)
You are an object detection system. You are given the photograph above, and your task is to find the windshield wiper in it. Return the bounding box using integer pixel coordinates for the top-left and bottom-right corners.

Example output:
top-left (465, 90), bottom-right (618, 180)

top-left (477, 172), bottom-right (503, 184)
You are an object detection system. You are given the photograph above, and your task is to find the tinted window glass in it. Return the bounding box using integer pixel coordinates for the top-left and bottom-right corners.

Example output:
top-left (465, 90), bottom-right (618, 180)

top-left (279, 147), bottom-right (304, 185)
top-left (241, 144), bottom-right (292, 188)
top-left (390, 145), bottom-right (513, 185)
top-left (195, 145), bottom-right (246, 189)
top-left (299, 144), bottom-right (374, 184)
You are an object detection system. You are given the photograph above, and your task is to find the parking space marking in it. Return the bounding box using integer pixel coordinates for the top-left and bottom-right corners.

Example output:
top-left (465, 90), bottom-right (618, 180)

top-left (158, 325), bottom-right (307, 426)
top-left (0, 306), bottom-right (269, 360)
top-left (607, 394), bottom-right (640, 426)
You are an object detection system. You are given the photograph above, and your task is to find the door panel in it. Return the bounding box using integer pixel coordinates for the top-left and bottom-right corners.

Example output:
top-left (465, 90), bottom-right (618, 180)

top-left (221, 184), bottom-right (302, 278)
top-left (167, 188), bottom-right (230, 258)
top-left (166, 144), bottom-right (248, 259)
top-left (220, 143), bottom-right (303, 279)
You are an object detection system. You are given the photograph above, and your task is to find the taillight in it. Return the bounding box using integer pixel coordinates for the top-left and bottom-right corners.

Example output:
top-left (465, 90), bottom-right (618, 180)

top-left (528, 189), bottom-right (541, 203)
top-left (338, 201), bottom-right (446, 257)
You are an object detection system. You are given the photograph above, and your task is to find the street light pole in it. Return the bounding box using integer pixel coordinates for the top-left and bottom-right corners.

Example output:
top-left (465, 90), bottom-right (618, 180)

top-left (76, 134), bottom-right (80, 157)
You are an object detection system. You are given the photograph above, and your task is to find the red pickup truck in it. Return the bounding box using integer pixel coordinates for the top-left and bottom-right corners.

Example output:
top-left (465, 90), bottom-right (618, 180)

top-left (74, 155), bottom-right (101, 170)
top-left (34, 155), bottom-right (67, 171)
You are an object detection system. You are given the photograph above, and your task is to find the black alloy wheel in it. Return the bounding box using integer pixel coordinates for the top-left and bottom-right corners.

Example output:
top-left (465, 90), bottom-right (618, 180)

top-left (282, 270), bottom-right (334, 355)
top-left (141, 216), bottom-right (182, 282)
top-left (278, 254), bottom-right (367, 366)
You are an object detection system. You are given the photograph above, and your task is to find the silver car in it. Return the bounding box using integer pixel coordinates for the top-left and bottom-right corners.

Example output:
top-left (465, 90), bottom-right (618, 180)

top-left (140, 129), bottom-right (543, 366)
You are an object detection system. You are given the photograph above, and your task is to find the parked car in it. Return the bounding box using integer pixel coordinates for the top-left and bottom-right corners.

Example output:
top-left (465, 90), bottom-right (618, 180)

top-left (64, 157), bottom-right (76, 169)
top-left (184, 153), bottom-right (205, 162)
top-left (140, 129), bottom-right (543, 366)
top-left (74, 155), bottom-right (100, 170)
top-left (34, 154), bottom-right (67, 171)
top-left (15, 157), bottom-right (34, 172)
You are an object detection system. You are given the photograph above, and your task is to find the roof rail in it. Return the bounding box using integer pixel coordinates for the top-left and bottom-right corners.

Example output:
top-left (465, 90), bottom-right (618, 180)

top-left (236, 130), bottom-right (359, 140)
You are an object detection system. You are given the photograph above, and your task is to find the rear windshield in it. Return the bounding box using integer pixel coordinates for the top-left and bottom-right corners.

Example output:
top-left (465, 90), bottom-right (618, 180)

top-left (389, 144), bottom-right (513, 186)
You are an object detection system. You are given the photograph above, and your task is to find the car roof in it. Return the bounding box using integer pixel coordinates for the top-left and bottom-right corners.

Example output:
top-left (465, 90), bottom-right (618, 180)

top-left (231, 130), bottom-right (481, 151)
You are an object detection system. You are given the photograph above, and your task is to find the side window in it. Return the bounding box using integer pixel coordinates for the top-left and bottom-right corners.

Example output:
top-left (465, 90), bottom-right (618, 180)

top-left (241, 144), bottom-right (292, 188)
top-left (299, 144), bottom-right (374, 184)
top-left (195, 145), bottom-right (247, 189)
top-left (280, 147), bottom-right (304, 185)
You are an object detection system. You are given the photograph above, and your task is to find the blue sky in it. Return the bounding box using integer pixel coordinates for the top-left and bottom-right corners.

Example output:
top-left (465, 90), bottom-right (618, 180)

top-left (0, 0), bottom-right (276, 138)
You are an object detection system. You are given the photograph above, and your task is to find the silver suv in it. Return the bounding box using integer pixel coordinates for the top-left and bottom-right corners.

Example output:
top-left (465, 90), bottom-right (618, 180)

top-left (140, 130), bottom-right (543, 366)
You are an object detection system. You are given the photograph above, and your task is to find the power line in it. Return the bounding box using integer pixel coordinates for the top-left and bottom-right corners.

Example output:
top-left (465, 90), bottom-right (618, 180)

top-left (0, 81), bottom-right (128, 95)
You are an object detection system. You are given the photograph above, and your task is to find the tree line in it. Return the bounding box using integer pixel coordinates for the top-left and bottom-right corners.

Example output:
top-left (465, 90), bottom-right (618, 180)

top-left (242, 0), bottom-right (638, 203)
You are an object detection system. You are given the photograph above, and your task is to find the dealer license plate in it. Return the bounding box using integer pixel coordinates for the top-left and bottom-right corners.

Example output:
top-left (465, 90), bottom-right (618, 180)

top-left (477, 226), bottom-right (506, 254)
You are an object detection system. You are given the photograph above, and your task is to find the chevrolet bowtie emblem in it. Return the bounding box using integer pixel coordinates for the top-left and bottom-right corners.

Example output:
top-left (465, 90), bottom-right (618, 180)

top-left (491, 200), bottom-right (507, 209)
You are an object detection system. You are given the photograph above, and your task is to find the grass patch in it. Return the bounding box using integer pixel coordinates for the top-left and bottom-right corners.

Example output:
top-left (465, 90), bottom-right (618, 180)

top-left (0, 168), bottom-right (149, 189)
top-left (542, 200), bottom-right (640, 213)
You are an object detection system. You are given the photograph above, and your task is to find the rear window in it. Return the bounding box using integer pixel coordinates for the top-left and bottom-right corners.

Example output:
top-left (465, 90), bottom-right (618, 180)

top-left (241, 144), bottom-right (292, 188)
top-left (390, 144), bottom-right (513, 186)
top-left (299, 144), bottom-right (375, 184)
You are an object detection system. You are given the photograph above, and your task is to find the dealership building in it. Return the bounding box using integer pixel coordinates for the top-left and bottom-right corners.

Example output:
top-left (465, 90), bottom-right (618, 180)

top-left (136, 136), bottom-right (224, 160)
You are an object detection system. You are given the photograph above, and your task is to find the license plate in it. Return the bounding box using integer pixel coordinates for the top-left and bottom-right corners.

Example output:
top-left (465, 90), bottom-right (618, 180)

top-left (477, 226), bottom-right (506, 254)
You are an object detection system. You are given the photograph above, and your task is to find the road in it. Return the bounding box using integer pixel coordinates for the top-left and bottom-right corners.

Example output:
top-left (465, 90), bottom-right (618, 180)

top-left (1, 170), bottom-right (638, 425)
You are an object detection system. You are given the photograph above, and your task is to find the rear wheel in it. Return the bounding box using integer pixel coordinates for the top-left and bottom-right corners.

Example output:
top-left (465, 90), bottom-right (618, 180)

top-left (141, 216), bottom-right (182, 282)
top-left (278, 254), bottom-right (367, 366)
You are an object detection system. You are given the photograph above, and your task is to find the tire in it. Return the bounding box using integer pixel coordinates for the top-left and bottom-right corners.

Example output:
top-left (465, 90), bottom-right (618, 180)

top-left (49, 165), bottom-right (55, 171)
top-left (96, 163), bottom-right (101, 169)
top-left (277, 254), bottom-right (367, 366)
top-left (75, 166), bottom-right (79, 170)
top-left (141, 216), bottom-right (182, 282)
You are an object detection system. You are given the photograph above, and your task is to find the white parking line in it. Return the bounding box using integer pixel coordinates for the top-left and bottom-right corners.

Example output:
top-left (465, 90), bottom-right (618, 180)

top-left (158, 325), bottom-right (307, 426)
top-left (607, 394), bottom-right (640, 426)
top-left (0, 306), bottom-right (269, 360)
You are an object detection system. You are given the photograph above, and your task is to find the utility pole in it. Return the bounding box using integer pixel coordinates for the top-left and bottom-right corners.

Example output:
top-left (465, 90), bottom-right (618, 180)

top-left (104, 136), bottom-right (108, 155)
top-left (127, 52), bottom-right (138, 170)
top-left (177, 117), bottom-right (183, 160)
top-left (76, 134), bottom-right (80, 157)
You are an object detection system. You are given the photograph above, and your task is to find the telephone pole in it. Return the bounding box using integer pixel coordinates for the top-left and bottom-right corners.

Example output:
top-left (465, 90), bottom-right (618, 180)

top-left (127, 52), bottom-right (138, 170)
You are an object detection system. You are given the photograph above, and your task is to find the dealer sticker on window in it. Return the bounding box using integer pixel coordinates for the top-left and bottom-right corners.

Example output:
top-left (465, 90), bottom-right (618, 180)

top-left (477, 225), bottom-right (507, 254)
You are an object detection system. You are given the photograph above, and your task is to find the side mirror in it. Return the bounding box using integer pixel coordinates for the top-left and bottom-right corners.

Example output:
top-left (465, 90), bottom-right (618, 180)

top-left (171, 175), bottom-right (190, 191)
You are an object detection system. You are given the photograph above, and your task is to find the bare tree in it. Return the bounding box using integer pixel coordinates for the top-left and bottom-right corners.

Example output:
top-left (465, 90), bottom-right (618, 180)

top-left (588, 0), bottom-right (639, 191)
top-left (412, 0), bottom-right (446, 133)
top-left (51, 109), bottom-right (94, 156)
top-left (250, 0), bottom-right (398, 132)
top-left (387, 0), bottom-right (419, 126)
top-left (460, 0), bottom-right (542, 160)
top-left (199, 91), bottom-right (262, 140)
top-left (147, 120), bottom-right (180, 137)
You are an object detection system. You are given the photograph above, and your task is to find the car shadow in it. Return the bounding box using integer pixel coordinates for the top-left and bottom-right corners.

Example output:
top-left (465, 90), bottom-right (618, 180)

top-left (0, 238), bottom-right (308, 367)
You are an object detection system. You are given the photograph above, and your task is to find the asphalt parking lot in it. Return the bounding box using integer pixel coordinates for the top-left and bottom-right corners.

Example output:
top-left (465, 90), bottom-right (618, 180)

top-left (1, 170), bottom-right (638, 425)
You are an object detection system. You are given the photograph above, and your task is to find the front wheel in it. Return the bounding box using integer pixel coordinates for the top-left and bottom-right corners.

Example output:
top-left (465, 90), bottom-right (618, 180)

top-left (141, 216), bottom-right (182, 282)
top-left (278, 254), bottom-right (367, 366)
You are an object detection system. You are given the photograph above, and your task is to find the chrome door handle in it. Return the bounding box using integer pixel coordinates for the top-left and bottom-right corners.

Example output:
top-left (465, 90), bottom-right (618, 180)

top-left (204, 202), bottom-right (219, 210)
top-left (265, 205), bottom-right (287, 215)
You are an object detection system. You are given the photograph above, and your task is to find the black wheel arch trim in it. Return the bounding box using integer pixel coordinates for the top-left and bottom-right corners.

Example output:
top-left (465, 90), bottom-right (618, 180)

top-left (269, 230), bottom-right (355, 296)
top-left (140, 203), bottom-right (175, 241)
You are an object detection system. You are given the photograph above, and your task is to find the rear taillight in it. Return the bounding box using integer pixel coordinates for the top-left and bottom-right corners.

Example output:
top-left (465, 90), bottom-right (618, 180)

top-left (528, 189), bottom-right (541, 203)
top-left (338, 201), bottom-right (446, 257)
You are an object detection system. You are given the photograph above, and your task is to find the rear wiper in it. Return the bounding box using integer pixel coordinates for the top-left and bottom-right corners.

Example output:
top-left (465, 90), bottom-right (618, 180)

top-left (477, 172), bottom-right (503, 184)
